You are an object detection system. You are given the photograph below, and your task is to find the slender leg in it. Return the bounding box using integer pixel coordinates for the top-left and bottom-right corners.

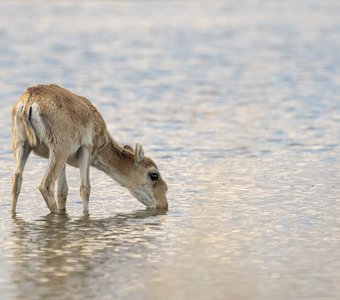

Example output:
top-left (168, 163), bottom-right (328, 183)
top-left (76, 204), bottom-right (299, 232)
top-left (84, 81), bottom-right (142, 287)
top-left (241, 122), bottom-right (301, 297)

top-left (56, 165), bottom-right (68, 211)
top-left (78, 145), bottom-right (92, 213)
top-left (39, 147), bottom-right (69, 213)
top-left (12, 141), bottom-right (31, 214)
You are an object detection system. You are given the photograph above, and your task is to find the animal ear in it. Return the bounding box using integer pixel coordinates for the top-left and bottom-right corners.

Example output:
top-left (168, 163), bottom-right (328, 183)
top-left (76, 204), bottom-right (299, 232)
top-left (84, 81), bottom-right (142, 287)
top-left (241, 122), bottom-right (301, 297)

top-left (135, 143), bottom-right (144, 165)
top-left (122, 144), bottom-right (134, 158)
top-left (123, 144), bottom-right (134, 152)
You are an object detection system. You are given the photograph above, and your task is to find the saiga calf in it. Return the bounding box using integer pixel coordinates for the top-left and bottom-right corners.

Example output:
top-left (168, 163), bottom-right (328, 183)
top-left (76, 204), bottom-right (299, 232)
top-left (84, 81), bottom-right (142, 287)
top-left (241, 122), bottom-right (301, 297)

top-left (12, 84), bottom-right (168, 213)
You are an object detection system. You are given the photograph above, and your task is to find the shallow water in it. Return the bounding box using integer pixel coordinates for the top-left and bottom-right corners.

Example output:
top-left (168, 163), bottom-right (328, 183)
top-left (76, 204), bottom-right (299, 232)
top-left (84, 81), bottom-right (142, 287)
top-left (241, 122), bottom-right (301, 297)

top-left (0, 1), bottom-right (340, 299)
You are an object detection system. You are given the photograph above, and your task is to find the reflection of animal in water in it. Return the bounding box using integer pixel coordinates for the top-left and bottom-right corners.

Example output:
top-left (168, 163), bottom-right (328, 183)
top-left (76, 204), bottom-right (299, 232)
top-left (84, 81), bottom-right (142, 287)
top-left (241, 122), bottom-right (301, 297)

top-left (10, 210), bottom-right (166, 298)
top-left (11, 84), bottom-right (168, 214)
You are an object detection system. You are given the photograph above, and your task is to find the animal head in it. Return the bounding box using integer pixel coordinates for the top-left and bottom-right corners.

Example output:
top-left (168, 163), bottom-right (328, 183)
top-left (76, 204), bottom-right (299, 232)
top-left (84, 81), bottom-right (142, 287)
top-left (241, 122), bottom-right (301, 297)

top-left (123, 144), bottom-right (168, 209)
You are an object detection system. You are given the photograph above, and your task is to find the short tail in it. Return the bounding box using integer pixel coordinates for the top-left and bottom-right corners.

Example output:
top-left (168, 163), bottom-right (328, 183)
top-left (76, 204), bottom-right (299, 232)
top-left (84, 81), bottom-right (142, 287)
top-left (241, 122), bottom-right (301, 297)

top-left (22, 104), bottom-right (38, 146)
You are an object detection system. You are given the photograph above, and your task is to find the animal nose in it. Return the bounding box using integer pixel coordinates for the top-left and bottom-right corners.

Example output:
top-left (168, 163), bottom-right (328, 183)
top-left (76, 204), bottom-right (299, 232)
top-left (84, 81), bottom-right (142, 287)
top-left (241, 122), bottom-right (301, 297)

top-left (157, 198), bottom-right (168, 210)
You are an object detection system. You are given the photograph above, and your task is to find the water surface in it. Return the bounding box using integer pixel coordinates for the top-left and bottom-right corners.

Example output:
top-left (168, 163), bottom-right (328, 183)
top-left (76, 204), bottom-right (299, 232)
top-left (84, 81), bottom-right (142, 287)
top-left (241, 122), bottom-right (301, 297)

top-left (0, 1), bottom-right (339, 299)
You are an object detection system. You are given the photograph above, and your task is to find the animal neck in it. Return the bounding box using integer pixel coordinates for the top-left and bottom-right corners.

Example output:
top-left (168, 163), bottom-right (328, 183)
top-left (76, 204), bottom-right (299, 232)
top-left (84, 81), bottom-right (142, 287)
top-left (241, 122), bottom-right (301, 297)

top-left (91, 137), bottom-right (134, 187)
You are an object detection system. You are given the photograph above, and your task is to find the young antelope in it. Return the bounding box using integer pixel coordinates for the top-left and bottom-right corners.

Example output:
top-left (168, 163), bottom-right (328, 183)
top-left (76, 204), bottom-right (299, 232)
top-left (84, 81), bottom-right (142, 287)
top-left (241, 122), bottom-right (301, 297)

top-left (11, 84), bottom-right (168, 213)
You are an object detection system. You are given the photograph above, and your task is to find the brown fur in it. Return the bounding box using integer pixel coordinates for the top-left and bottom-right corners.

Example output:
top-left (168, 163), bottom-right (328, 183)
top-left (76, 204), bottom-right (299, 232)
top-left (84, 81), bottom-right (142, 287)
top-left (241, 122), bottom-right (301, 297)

top-left (15, 84), bottom-right (109, 151)
top-left (11, 84), bottom-right (168, 213)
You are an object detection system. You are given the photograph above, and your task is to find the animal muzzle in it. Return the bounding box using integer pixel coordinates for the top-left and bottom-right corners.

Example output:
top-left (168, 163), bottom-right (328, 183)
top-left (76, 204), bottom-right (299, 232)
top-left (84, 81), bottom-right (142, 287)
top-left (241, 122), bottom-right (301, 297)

top-left (130, 190), bottom-right (168, 210)
top-left (155, 196), bottom-right (168, 210)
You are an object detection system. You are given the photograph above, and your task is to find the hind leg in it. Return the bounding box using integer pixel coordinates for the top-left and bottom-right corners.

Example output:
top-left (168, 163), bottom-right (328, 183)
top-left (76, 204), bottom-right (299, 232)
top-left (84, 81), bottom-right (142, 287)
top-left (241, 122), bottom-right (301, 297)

top-left (12, 141), bottom-right (31, 214)
top-left (39, 146), bottom-right (69, 213)
top-left (56, 165), bottom-right (68, 211)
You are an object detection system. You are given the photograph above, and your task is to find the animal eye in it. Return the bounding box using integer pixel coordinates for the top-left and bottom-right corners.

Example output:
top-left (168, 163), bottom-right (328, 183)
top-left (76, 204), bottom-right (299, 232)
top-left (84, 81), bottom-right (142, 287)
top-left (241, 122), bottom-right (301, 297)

top-left (149, 173), bottom-right (159, 181)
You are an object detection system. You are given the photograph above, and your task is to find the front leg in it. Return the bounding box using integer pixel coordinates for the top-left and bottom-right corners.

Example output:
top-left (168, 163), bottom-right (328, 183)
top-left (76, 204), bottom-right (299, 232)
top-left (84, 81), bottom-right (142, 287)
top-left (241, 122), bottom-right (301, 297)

top-left (79, 145), bottom-right (92, 213)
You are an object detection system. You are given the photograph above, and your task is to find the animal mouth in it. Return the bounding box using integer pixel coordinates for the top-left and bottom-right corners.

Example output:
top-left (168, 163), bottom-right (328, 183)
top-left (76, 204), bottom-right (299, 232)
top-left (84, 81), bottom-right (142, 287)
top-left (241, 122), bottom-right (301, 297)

top-left (155, 203), bottom-right (168, 210)
top-left (129, 190), bottom-right (168, 209)
top-left (130, 190), bottom-right (156, 208)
